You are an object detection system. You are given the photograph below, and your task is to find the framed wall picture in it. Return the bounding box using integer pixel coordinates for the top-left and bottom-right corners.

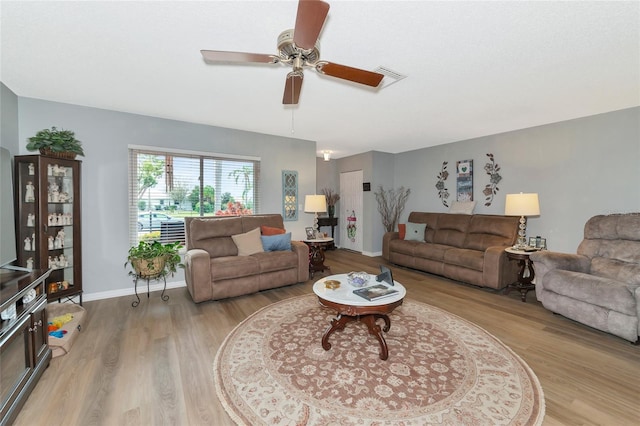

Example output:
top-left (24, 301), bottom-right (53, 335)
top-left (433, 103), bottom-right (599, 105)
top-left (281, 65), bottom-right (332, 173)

top-left (456, 159), bottom-right (473, 201)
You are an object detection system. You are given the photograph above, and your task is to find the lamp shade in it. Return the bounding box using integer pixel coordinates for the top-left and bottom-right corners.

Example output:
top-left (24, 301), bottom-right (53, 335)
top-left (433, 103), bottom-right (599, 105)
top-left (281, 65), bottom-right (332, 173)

top-left (304, 194), bottom-right (327, 213)
top-left (505, 193), bottom-right (540, 216)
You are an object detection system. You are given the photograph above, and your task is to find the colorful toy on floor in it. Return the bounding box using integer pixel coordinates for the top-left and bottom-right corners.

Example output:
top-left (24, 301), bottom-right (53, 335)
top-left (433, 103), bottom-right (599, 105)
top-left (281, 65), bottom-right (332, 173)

top-left (48, 313), bottom-right (74, 338)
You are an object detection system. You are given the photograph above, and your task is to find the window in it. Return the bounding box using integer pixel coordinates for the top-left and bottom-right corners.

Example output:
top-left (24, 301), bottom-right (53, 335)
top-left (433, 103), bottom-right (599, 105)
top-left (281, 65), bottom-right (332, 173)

top-left (128, 146), bottom-right (260, 245)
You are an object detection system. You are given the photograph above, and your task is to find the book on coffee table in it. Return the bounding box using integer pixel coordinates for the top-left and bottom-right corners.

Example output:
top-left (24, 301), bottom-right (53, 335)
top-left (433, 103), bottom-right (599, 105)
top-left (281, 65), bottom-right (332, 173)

top-left (353, 284), bottom-right (399, 302)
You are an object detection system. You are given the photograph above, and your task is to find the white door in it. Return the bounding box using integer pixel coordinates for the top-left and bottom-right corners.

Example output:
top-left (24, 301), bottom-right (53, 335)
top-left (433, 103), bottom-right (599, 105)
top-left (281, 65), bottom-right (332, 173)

top-left (340, 170), bottom-right (363, 252)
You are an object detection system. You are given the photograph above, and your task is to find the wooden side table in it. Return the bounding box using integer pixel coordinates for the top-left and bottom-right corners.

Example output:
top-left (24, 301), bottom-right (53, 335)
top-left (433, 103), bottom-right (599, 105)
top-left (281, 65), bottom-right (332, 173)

top-left (504, 248), bottom-right (537, 302)
top-left (317, 217), bottom-right (338, 250)
top-left (303, 238), bottom-right (333, 278)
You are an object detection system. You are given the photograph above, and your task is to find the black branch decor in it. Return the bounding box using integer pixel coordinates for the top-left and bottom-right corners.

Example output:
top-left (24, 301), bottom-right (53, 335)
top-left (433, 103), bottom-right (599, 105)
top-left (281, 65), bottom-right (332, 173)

top-left (483, 153), bottom-right (502, 206)
top-left (374, 186), bottom-right (411, 232)
top-left (435, 161), bottom-right (450, 207)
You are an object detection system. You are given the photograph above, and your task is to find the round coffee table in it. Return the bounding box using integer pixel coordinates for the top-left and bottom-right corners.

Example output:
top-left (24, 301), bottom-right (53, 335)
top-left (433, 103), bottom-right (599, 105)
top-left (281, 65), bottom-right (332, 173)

top-left (313, 273), bottom-right (406, 360)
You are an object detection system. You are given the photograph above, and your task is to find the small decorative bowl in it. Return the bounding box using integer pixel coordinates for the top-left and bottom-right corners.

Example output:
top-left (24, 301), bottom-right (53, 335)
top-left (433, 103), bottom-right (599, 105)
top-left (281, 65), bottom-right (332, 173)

top-left (324, 280), bottom-right (340, 290)
top-left (347, 271), bottom-right (370, 288)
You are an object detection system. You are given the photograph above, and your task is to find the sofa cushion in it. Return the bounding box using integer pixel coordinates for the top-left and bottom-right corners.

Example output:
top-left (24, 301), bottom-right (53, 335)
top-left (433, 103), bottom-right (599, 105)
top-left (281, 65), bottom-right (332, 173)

top-left (414, 243), bottom-right (452, 262)
top-left (449, 201), bottom-right (476, 214)
top-left (261, 233), bottom-right (292, 252)
top-left (389, 239), bottom-right (418, 256)
top-left (590, 257), bottom-right (640, 286)
top-left (544, 270), bottom-right (637, 315)
top-left (464, 215), bottom-right (519, 251)
top-left (398, 223), bottom-right (406, 239)
top-left (407, 212), bottom-right (440, 243)
top-left (432, 214), bottom-right (471, 248)
top-left (231, 227), bottom-right (264, 256)
top-left (405, 222), bottom-right (427, 242)
top-left (444, 248), bottom-right (484, 272)
top-left (210, 256), bottom-right (260, 280)
top-left (253, 250), bottom-right (299, 273)
top-left (261, 225), bottom-right (286, 235)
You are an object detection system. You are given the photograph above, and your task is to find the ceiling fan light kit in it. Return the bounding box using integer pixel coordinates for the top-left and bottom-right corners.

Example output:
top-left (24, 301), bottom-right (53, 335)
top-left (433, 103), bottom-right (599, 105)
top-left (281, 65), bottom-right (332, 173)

top-left (201, 0), bottom-right (384, 105)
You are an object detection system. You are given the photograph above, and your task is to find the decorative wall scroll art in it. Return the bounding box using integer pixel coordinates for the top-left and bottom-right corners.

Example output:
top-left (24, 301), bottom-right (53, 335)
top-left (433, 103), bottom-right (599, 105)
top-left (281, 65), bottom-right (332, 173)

top-left (483, 153), bottom-right (502, 206)
top-left (435, 161), bottom-right (450, 207)
top-left (282, 170), bottom-right (298, 221)
top-left (456, 160), bottom-right (473, 201)
top-left (346, 210), bottom-right (357, 242)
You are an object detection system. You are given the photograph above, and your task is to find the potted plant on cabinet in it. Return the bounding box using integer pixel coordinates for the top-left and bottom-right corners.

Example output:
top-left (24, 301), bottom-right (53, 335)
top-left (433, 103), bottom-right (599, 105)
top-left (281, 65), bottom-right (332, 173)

top-left (125, 240), bottom-right (183, 278)
top-left (26, 126), bottom-right (85, 159)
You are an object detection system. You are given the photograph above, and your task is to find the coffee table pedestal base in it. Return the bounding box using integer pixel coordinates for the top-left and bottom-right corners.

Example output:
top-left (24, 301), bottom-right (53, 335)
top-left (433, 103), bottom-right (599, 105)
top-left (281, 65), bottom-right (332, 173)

top-left (322, 313), bottom-right (392, 360)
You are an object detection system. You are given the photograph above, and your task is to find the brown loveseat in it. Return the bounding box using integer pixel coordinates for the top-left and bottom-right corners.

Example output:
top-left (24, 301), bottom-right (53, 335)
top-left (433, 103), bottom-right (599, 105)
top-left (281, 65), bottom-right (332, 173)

top-left (382, 212), bottom-right (519, 289)
top-left (183, 214), bottom-right (309, 303)
top-left (530, 213), bottom-right (640, 342)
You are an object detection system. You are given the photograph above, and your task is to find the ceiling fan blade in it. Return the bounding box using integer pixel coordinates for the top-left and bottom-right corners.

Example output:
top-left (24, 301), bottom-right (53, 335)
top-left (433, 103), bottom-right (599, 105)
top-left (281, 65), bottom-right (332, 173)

top-left (201, 50), bottom-right (275, 64)
top-left (293, 0), bottom-right (330, 50)
top-left (283, 72), bottom-right (304, 105)
top-left (317, 62), bottom-right (384, 87)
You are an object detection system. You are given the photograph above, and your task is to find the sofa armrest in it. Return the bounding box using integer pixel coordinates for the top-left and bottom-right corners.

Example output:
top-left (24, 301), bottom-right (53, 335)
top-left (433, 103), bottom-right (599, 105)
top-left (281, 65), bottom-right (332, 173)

top-left (291, 241), bottom-right (310, 282)
top-left (529, 251), bottom-right (591, 286)
top-left (483, 246), bottom-right (519, 289)
top-left (184, 248), bottom-right (213, 303)
top-left (382, 232), bottom-right (399, 260)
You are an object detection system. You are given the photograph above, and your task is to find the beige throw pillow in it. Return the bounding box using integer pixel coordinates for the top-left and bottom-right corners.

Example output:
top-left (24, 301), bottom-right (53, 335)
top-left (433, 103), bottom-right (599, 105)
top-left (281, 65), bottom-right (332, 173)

top-left (449, 201), bottom-right (476, 215)
top-left (231, 227), bottom-right (264, 256)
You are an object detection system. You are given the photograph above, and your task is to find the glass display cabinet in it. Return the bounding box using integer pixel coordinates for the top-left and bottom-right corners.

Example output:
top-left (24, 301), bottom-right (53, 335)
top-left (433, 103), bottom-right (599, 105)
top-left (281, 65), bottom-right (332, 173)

top-left (14, 155), bottom-right (82, 304)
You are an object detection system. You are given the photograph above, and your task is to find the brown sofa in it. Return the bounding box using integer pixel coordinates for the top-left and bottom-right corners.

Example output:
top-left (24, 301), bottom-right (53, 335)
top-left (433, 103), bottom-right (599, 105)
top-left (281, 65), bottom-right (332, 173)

top-left (183, 214), bottom-right (309, 303)
top-left (530, 213), bottom-right (640, 342)
top-left (383, 212), bottom-right (519, 289)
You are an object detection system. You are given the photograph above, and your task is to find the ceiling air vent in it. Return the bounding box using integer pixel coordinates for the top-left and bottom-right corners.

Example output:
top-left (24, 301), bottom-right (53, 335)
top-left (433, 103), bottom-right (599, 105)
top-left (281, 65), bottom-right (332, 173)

top-left (372, 66), bottom-right (407, 89)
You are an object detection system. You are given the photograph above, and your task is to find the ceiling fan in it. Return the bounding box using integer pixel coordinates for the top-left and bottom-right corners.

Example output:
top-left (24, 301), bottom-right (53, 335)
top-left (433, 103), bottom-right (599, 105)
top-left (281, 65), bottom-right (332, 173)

top-left (200, 0), bottom-right (384, 105)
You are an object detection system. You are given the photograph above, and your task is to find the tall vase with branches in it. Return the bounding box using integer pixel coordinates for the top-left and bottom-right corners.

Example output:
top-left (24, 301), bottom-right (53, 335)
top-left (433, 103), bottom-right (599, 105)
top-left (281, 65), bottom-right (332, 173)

top-left (374, 186), bottom-right (411, 232)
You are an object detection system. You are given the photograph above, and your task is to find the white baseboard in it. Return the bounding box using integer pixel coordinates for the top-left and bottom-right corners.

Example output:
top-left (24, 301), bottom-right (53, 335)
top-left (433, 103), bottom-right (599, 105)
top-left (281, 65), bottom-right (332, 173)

top-left (82, 280), bottom-right (187, 302)
top-left (362, 251), bottom-right (382, 257)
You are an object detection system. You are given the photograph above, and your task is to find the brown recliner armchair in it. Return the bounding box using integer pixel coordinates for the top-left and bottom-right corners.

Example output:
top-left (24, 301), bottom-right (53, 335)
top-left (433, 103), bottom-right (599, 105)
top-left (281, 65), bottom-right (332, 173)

top-left (530, 213), bottom-right (640, 342)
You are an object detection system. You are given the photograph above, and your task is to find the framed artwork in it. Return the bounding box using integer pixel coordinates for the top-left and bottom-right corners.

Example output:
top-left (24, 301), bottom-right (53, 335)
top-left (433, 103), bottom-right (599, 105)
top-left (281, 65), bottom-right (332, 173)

top-left (282, 170), bottom-right (298, 221)
top-left (456, 159), bottom-right (473, 201)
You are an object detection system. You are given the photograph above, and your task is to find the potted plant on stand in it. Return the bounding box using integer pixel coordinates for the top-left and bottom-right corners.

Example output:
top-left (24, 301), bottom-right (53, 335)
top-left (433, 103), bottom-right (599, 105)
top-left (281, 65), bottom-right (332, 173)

top-left (26, 126), bottom-right (85, 159)
top-left (125, 240), bottom-right (183, 278)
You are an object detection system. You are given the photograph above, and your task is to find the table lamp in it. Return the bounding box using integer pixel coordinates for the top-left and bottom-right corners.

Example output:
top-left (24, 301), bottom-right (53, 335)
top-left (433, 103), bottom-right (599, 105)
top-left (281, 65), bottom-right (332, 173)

top-left (304, 194), bottom-right (327, 237)
top-left (505, 193), bottom-right (540, 249)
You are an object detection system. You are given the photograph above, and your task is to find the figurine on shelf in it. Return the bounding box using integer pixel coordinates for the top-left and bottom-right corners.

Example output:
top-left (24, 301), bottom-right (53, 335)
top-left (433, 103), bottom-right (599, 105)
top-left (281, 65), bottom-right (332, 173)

top-left (48, 236), bottom-right (54, 250)
top-left (58, 253), bottom-right (68, 267)
top-left (25, 181), bottom-right (35, 202)
top-left (49, 182), bottom-right (60, 203)
top-left (48, 256), bottom-right (54, 269)
top-left (24, 236), bottom-right (31, 251)
top-left (64, 213), bottom-right (73, 225)
top-left (27, 213), bottom-right (35, 227)
top-left (48, 213), bottom-right (55, 226)
top-left (56, 213), bottom-right (63, 225)
top-left (47, 164), bottom-right (53, 176)
top-left (59, 192), bottom-right (70, 202)
top-left (28, 163), bottom-right (35, 175)
top-left (31, 234), bottom-right (35, 251)
top-left (55, 229), bottom-right (65, 248)
top-left (26, 257), bottom-right (34, 269)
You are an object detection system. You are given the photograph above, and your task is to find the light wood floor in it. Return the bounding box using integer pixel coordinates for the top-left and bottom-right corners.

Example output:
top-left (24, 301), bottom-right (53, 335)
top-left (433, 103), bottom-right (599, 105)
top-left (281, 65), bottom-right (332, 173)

top-left (13, 250), bottom-right (640, 425)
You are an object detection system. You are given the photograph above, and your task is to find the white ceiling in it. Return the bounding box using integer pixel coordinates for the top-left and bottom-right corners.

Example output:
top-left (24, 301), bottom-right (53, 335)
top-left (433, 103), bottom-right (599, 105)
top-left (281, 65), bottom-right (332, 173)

top-left (2, 1), bottom-right (639, 159)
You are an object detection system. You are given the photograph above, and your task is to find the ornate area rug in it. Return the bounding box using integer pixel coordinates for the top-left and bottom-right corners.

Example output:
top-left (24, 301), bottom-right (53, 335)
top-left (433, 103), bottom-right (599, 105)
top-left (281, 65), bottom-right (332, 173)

top-left (213, 295), bottom-right (544, 425)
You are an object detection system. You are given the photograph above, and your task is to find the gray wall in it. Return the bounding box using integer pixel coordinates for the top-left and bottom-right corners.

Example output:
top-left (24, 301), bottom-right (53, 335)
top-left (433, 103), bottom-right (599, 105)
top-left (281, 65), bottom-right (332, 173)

top-left (16, 97), bottom-right (317, 298)
top-left (0, 83), bottom-right (19, 154)
top-left (393, 107), bottom-right (640, 253)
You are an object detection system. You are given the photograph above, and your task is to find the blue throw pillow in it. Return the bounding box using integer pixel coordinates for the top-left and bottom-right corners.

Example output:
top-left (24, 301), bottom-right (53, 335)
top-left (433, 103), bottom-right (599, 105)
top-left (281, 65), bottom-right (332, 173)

top-left (261, 232), bottom-right (292, 252)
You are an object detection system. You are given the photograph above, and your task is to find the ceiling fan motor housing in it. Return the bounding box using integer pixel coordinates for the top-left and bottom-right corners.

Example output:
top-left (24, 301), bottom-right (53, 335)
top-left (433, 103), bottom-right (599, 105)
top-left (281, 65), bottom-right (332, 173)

top-left (277, 29), bottom-right (320, 66)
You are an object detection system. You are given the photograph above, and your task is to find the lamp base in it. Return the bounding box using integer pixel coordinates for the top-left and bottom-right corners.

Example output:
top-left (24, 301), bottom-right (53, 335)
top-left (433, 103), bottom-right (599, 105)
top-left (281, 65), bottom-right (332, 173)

top-left (515, 215), bottom-right (527, 248)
